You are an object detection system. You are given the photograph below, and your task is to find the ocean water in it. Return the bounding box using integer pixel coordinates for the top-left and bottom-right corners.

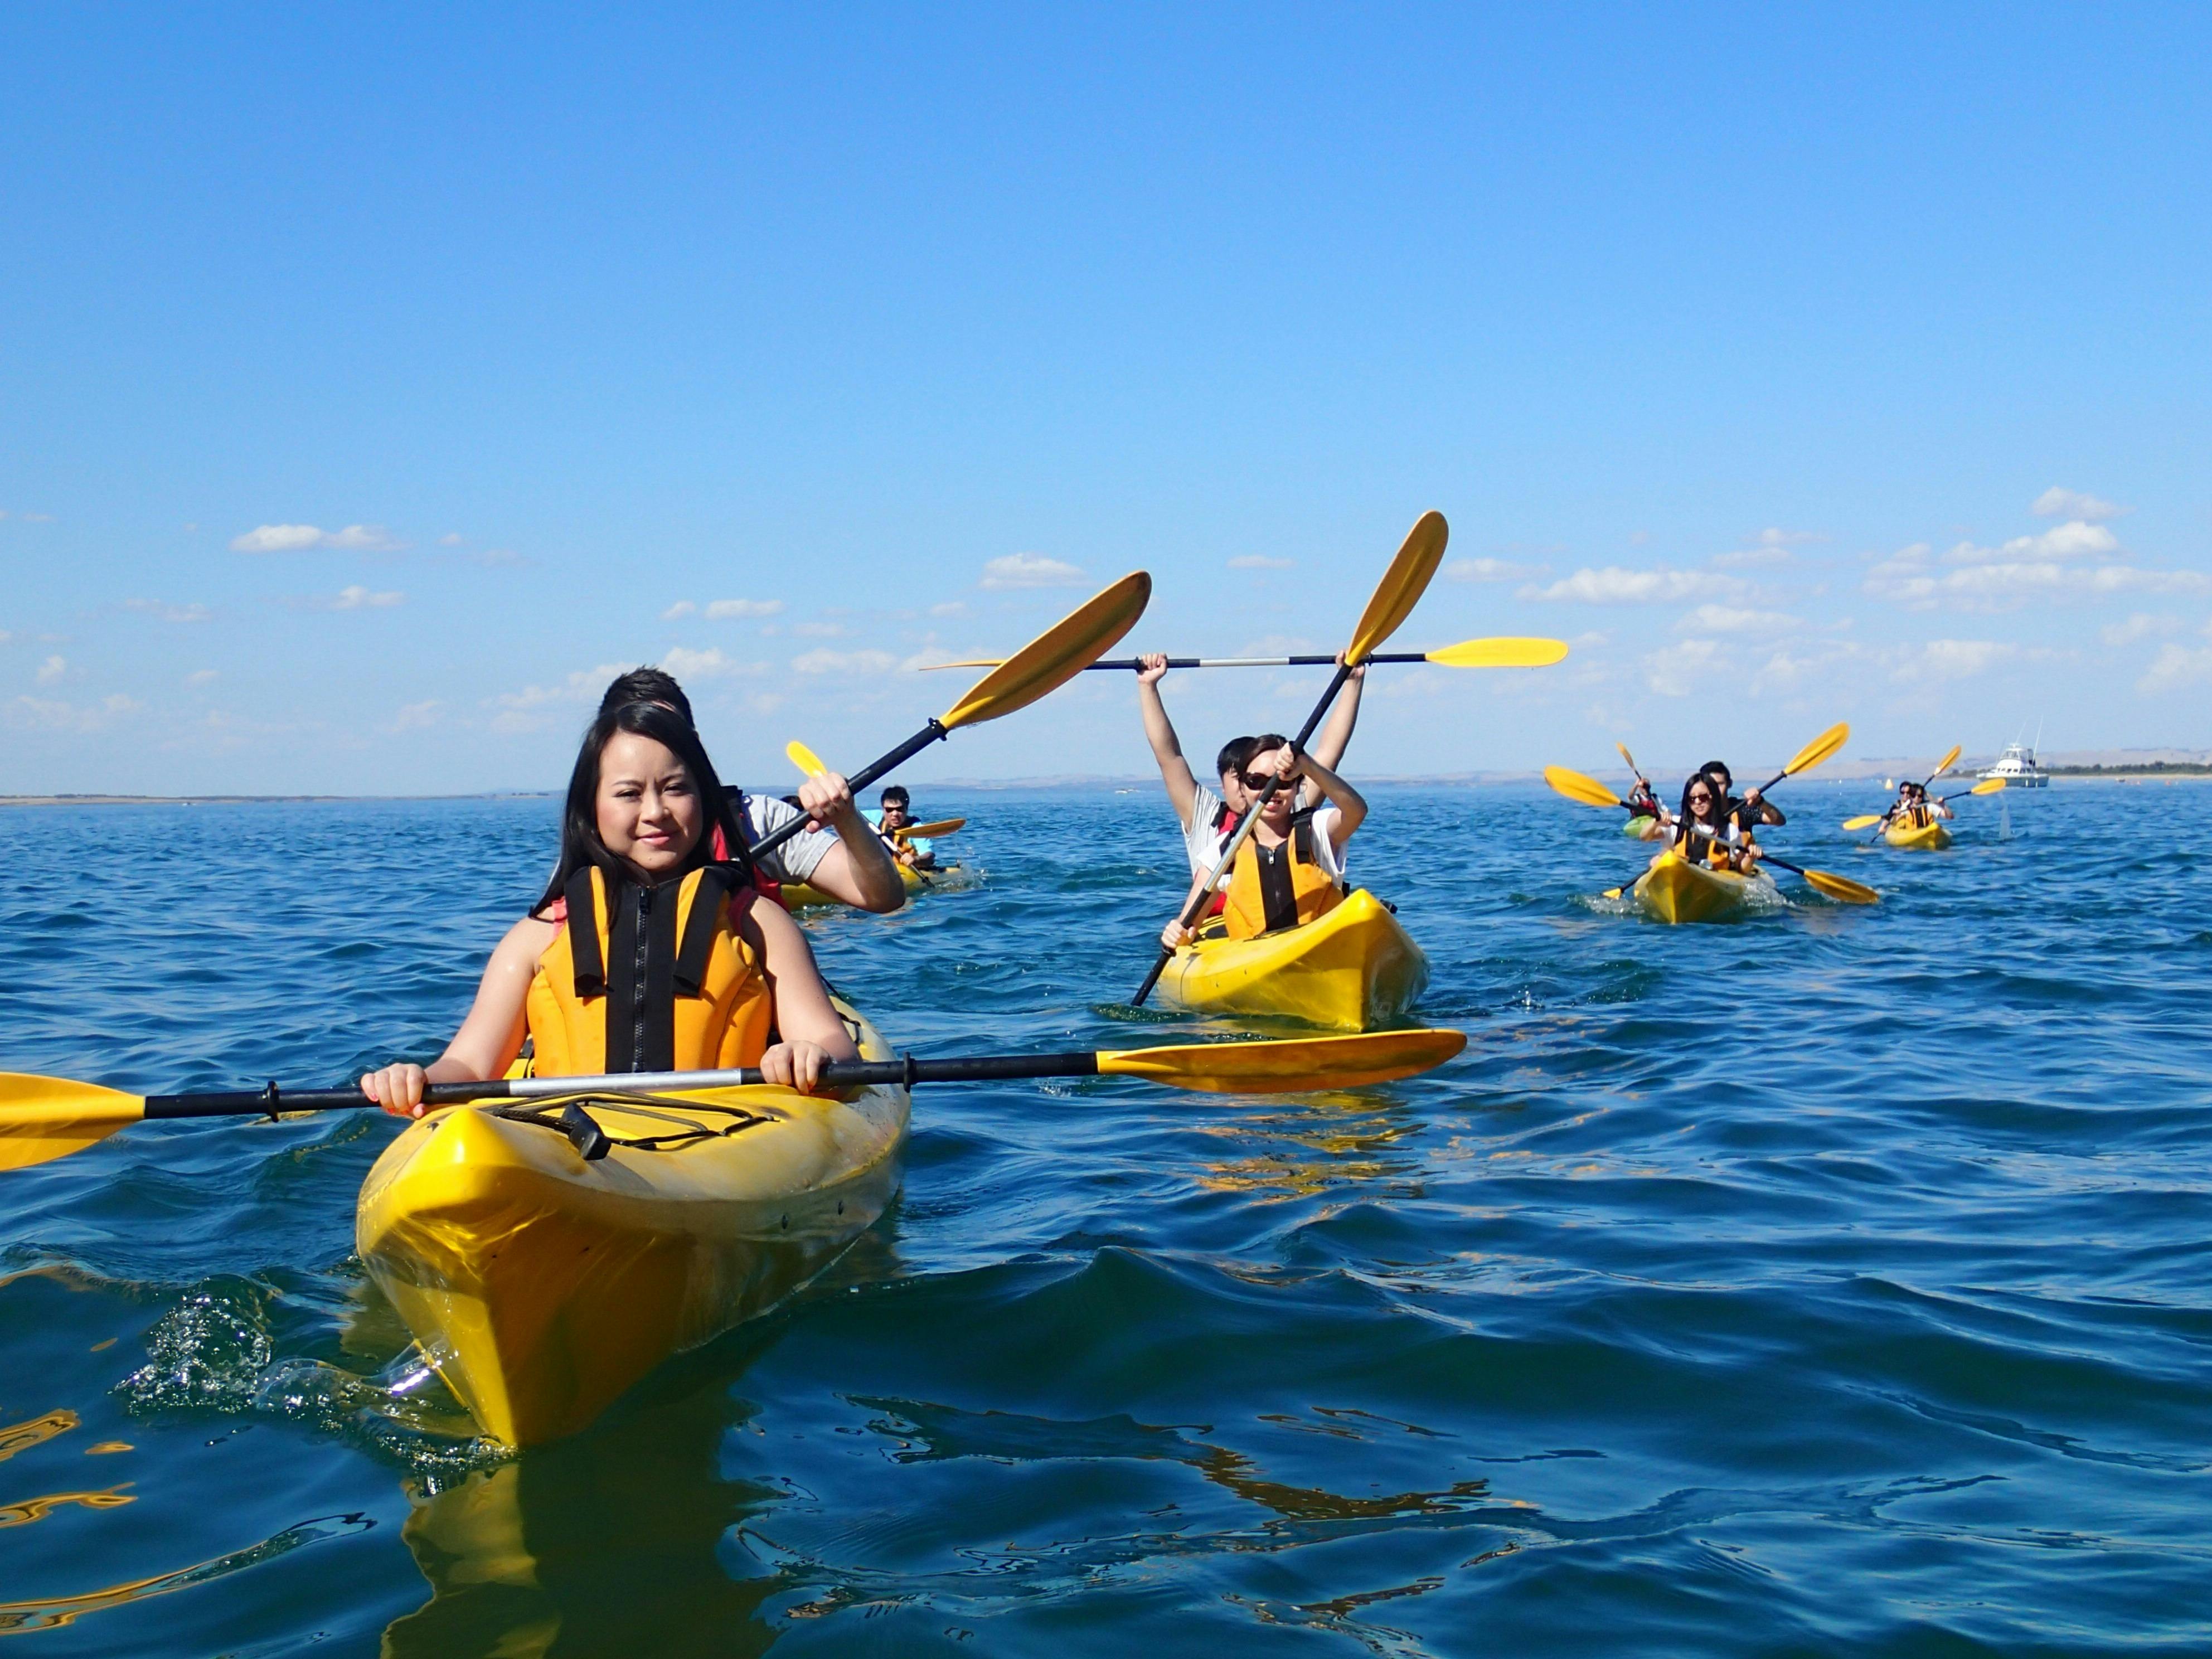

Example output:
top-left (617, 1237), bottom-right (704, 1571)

top-left (1, 779), bottom-right (2208, 1656)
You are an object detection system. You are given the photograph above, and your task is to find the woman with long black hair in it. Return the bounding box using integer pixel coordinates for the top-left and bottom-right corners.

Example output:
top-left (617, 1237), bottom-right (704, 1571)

top-left (358, 698), bottom-right (858, 1118)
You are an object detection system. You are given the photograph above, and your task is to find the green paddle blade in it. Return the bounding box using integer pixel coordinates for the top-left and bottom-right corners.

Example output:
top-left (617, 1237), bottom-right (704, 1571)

top-left (0, 1074), bottom-right (149, 1171)
top-left (1544, 765), bottom-right (1625, 809)
top-left (1097, 1029), bottom-right (1467, 1094)
top-left (939, 572), bottom-right (1151, 730)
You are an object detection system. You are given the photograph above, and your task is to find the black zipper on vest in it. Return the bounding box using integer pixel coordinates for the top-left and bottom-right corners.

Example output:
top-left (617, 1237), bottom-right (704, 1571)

top-left (631, 883), bottom-right (653, 1073)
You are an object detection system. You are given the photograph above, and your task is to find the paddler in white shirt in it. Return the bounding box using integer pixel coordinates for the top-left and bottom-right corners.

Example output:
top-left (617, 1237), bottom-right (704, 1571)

top-left (1158, 738), bottom-right (1368, 946)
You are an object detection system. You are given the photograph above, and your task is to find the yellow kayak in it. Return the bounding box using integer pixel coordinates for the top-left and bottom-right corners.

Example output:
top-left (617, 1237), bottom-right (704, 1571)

top-left (780, 861), bottom-right (949, 910)
top-left (1884, 819), bottom-right (1952, 851)
top-left (355, 1001), bottom-right (908, 1447)
top-left (1156, 887), bottom-right (1427, 1032)
top-left (1631, 851), bottom-right (1777, 924)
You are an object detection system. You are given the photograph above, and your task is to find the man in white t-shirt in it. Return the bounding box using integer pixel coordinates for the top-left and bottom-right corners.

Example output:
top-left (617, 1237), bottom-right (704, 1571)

top-left (1161, 736), bottom-right (1367, 945)
top-left (1133, 652), bottom-right (1366, 885)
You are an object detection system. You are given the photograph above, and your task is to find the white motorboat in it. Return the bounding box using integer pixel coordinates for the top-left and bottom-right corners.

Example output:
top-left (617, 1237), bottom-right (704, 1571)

top-left (1981, 740), bottom-right (2049, 788)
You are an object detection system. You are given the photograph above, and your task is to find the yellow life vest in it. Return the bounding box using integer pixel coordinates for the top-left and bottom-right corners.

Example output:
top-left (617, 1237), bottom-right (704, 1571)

top-left (1223, 819), bottom-right (1343, 940)
top-left (526, 865), bottom-right (773, 1076)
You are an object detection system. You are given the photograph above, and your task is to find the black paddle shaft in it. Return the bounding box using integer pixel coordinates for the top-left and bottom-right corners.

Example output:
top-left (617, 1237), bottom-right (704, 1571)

top-left (1083, 652), bottom-right (1426, 671)
top-left (1129, 663), bottom-right (1352, 1007)
top-left (746, 719), bottom-right (950, 861)
top-left (140, 1050), bottom-right (1108, 1120)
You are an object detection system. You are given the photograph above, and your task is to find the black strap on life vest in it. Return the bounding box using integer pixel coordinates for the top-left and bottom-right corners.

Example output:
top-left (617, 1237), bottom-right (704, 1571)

top-left (672, 866), bottom-right (735, 997)
top-left (564, 868), bottom-right (606, 997)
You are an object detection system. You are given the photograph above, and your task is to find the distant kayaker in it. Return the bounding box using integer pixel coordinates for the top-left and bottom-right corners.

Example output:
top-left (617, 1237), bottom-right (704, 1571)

top-left (1133, 651), bottom-right (1366, 884)
top-left (1701, 760), bottom-right (1784, 836)
top-left (866, 785), bottom-right (937, 871)
top-left (358, 698), bottom-right (861, 1117)
top-left (1159, 739), bottom-right (1367, 946)
top-left (596, 668), bottom-right (905, 913)
top-left (1641, 773), bottom-right (1759, 872)
top-left (1884, 780), bottom-right (1949, 830)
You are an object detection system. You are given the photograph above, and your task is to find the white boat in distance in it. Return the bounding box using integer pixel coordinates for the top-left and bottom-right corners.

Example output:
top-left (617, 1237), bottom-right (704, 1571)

top-left (1981, 741), bottom-right (2049, 788)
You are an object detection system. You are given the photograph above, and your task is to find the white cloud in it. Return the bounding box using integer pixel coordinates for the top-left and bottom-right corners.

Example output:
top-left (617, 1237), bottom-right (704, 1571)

top-left (1229, 554), bottom-right (1296, 571)
top-left (793, 620), bottom-right (847, 637)
top-left (1524, 566), bottom-right (1747, 604)
top-left (230, 522), bottom-right (405, 553)
top-left (2139, 642), bottom-right (2212, 695)
top-left (1445, 556), bottom-right (1546, 583)
top-left (1677, 604), bottom-right (1800, 634)
top-left (36, 654), bottom-right (65, 684)
top-left (124, 599), bottom-right (212, 623)
top-left (2032, 487), bottom-right (2127, 523)
top-left (980, 553), bottom-right (1083, 589)
top-left (186, 668), bottom-right (219, 686)
top-left (7, 692), bottom-right (142, 733)
top-left (1892, 639), bottom-right (2017, 683)
top-left (492, 662), bottom-right (629, 717)
top-left (439, 532), bottom-right (466, 546)
top-left (792, 648), bottom-right (896, 675)
top-left (661, 600), bottom-right (697, 620)
top-left (389, 698), bottom-right (443, 732)
top-left (2100, 613), bottom-right (2183, 647)
top-left (1864, 525), bottom-right (2205, 610)
top-left (930, 600), bottom-right (969, 617)
top-left (1643, 638), bottom-right (1726, 697)
top-left (287, 585), bottom-right (404, 612)
top-left (705, 598), bottom-right (783, 619)
top-left (659, 646), bottom-right (763, 680)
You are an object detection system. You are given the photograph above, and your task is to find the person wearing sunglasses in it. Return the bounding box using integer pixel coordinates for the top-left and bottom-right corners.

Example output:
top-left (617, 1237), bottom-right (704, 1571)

top-left (865, 785), bottom-right (937, 870)
top-left (1700, 759), bottom-right (1785, 838)
top-left (1160, 736), bottom-right (1367, 945)
top-left (1132, 651), bottom-right (1366, 894)
top-left (1640, 773), bottom-right (1758, 871)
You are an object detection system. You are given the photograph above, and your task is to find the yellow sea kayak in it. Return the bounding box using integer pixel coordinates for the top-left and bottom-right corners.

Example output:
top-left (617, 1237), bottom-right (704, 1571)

top-left (355, 1001), bottom-right (908, 1447)
top-left (780, 861), bottom-right (949, 910)
top-left (1156, 887), bottom-right (1427, 1032)
top-left (1631, 851), bottom-right (1777, 924)
top-left (1883, 819), bottom-right (1952, 851)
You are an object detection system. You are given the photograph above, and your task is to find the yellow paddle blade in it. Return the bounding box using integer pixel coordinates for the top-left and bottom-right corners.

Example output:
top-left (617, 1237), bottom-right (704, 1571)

top-left (1345, 511), bottom-right (1448, 666)
top-left (1544, 765), bottom-right (1625, 809)
top-left (1971, 778), bottom-right (2007, 795)
top-left (1098, 1029), bottom-right (1467, 1094)
top-left (1424, 636), bottom-right (1569, 669)
top-left (0, 1074), bottom-right (148, 1171)
top-left (1782, 721), bottom-right (1850, 778)
top-left (896, 817), bottom-right (964, 839)
top-left (1600, 886), bottom-right (1626, 900)
top-left (1616, 741), bottom-right (1641, 772)
top-left (786, 740), bottom-right (828, 778)
top-left (938, 572), bottom-right (1151, 731)
top-left (1928, 743), bottom-right (1962, 780)
top-left (1800, 867), bottom-right (1881, 905)
top-left (915, 659), bottom-right (1000, 671)
top-left (1841, 814), bottom-right (1884, 831)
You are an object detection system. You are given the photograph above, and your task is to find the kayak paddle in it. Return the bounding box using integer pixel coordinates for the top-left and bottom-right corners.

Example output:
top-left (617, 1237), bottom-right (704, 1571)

top-left (916, 634), bottom-right (1568, 672)
top-left (1129, 511), bottom-right (1450, 1006)
top-left (779, 745), bottom-right (963, 843)
top-left (895, 818), bottom-right (963, 840)
top-left (0, 1029), bottom-right (1468, 1171)
top-left (1550, 768), bottom-right (1877, 905)
top-left (749, 572), bottom-right (1152, 864)
top-left (1841, 778), bottom-right (2004, 832)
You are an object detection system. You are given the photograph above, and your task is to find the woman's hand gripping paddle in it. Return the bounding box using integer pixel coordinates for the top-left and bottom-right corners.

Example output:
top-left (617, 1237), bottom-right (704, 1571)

top-left (916, 634), bottom-right (1569, 673)
top-left (749, 573), bottom-right (1152, 865)
top-left (1547, 764), bottom-right (1879, 906)
top-left (1129, 511), bottom-right (1449, 1007)
top-left (0, 1029), bottom-right (1468, 1171)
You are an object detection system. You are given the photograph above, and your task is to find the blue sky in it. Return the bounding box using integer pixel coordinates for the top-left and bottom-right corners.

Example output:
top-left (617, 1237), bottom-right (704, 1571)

top-left (3, 4), bottom-right (2207, 794)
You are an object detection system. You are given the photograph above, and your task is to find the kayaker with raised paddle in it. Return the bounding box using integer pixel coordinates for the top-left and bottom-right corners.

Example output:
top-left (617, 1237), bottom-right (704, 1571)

top-left (1160, 738), bottom-right (1367, 948)
top-left (1639, 773), bottom-right (1760, 873)
top-left (1133, 651), bottom-right (1365, 891)
top-left (1701, 759), bottom-right (1784, 835)
top-left (1882, 779), bottom-right (1949, 832)
top-left (358, 698), bottom-right (860, 1118)
top-left (597, 667), bottom-right (906, 913)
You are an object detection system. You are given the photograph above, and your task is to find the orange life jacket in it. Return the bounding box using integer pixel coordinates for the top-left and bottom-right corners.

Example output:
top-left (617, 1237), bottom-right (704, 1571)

top-left (526, 865), bottom-right (773, 1076)
top-left (1223, 819), bottom-right (1343, 940)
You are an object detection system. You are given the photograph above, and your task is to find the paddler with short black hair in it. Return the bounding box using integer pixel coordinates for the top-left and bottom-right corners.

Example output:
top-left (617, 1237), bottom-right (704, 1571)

top-left (868, 785), bottom-right (937, 870)
top-left (1701, 759), bottom-right (1785, 835)
top-left (358, 698), bottom-right (860, 1117)
top-left (1133, 651), bottom-right (1366, 894)
top-left (1159, 737), bottom-right (1367, 948)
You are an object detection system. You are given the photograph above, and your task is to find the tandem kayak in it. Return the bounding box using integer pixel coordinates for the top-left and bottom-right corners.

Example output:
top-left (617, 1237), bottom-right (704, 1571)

top-left (355, 1000), bottom-right (908, 1447)
top-left (1884, 819), bottom-right (1952, 851)
top-left (780, 861), bottom-right (953, 911)
top-left (1156, 887), bottom-right (1427, 1032)
top-left (1631, 852), bottom-right (1778, 924)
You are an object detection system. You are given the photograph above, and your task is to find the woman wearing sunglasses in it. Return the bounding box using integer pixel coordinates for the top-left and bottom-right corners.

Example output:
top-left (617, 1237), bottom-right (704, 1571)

top-left (1160, 737), bottom-right (1368, 945)
top-left (1639, 773), bottom-right (1759, 872)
